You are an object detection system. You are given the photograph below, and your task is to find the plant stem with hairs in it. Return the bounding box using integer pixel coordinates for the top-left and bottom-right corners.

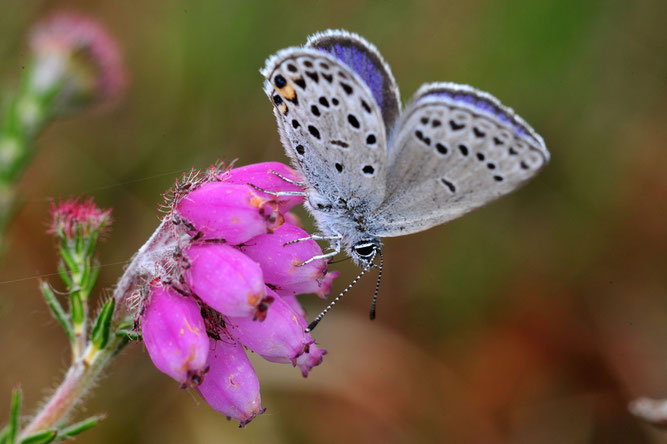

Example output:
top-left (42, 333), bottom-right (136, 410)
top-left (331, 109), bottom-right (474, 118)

top-left (0, 201), bottom-right (177, 444)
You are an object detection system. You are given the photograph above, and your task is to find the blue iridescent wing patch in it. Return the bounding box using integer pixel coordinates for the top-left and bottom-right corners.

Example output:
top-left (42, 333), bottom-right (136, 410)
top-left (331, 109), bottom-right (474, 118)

top-left (307, 30), bottom-right (401, 135)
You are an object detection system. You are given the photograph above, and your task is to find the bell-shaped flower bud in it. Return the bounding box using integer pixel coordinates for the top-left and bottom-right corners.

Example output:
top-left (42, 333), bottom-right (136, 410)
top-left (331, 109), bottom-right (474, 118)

top-left (141, 283), bottom-right (209, 387)
top-left (241, 223), bottom-right (338, 297)
top-left (29, 12), bottom-right (125, 114)
top-left (281, 294), bottom-right (306, 318)
top-left (295, 343), bottom-right (327, 377)
top-left (184, 244), bottom-right (273, 320)
top-left (176, 182), bottom-right (282, 244)
top-left (226, 288), bottom-right (319, 368)
top-left (197, 338), bottom-right (265, 427)
top-left (224, 162), bottom-right (305, 213)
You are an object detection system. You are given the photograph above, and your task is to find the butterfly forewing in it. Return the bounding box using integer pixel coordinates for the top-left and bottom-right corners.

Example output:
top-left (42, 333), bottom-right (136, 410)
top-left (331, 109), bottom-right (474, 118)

top-left (371, 82), bottom-right (549, 237)
top-left (306, 29), bottom-right (401, 134)
top-left (263, 48), bottom-right (388, 210)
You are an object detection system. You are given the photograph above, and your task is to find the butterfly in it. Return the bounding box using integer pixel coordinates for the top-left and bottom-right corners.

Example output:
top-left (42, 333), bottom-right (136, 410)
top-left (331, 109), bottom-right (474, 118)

top-left (260, 30), bottom-right (549, 330)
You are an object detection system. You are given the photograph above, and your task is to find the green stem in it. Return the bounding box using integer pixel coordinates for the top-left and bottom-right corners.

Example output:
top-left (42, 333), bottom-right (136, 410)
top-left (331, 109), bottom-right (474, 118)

top-left (0, 61), bottom-right (60, 241)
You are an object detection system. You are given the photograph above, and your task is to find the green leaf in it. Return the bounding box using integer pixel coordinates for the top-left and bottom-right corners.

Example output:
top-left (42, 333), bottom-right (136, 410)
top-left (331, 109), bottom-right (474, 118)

top-left (19, 430), bottom-right (57, 444)
top-left (57, 415), bottom-right (104, 439)
top-left (84, 233), bottom-right (98, 258)
top-left (83, 262), bottom-right (99, 299)
top-left (78, 260), bottom-right (91, 299)
top-left (56, 264), bottom-right (72, 289)
top-left (58, 246), bottom-right (78, 276)
top-left (91, 299), bottom-right (115, 350)
top-left (114, 329), bottom-right (140, 341)
top-left (0, 425), bottom-right (10, 444)
top-left (8, 388), bottom-right (21, 444)
top-left (69, 291), bottom-right (84, 327)
top-left (39, 282), bottom-right (74, 343)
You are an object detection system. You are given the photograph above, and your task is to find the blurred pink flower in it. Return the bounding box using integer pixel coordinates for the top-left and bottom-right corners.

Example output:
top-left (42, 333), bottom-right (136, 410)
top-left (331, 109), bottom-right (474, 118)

top-left (29, 11), bottom-right (125, 110)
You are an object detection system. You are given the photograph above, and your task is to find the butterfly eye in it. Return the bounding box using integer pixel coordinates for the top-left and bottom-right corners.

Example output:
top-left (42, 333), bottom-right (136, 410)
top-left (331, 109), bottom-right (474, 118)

top-left (353, 243), bottom-right (376, 258)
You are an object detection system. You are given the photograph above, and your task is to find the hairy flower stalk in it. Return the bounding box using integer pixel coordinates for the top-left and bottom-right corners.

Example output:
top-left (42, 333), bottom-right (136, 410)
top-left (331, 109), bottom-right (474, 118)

top-left (0, 12), bottom-right (125, 243)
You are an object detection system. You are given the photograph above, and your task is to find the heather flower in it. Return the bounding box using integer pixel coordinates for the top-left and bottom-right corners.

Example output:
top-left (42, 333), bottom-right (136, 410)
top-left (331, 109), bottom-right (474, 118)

top-left (183, 243), bottom-right (273, 320)
top-left (197, 338), bottom-right (264, 426)
top-left (135, 161), bottom-right (337, 425)
top-left (225, 288), bottom-right (316, 365)
top-left (282, 294), bottom-right (307, 318)
top-left (224, 162), bottom-right (305, 212)
top-left (176, 182), bottom-right (283, 244)
top-left (29, 12), bottom-right (125, 113)
top-left (141, 283), bottom-right (209, 387)
top-left (295, 343), bottom-right (328, 377)
top-left (241, 222), bottom-right (338, 297)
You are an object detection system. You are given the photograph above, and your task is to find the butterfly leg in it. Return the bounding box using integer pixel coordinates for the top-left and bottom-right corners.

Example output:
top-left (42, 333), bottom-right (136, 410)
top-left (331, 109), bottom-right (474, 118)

top-left (248, 183), bottom-right (308, 197)
top-left (269, 170), bottom-right (307, 187)
top-left (298, 243), bottom-right (341, 266)
top-left (284, 233), bottom-right (342, 246)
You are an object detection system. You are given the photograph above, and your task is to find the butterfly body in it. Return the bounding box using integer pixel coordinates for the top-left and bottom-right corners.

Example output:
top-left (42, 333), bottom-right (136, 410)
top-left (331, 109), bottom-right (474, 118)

top-left (262, 30), bottom-right (549, 268)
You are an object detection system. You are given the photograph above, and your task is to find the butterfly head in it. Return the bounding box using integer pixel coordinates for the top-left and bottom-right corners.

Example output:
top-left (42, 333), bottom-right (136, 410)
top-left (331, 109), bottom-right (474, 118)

top-left (351, 238), bottom-right (381, 266)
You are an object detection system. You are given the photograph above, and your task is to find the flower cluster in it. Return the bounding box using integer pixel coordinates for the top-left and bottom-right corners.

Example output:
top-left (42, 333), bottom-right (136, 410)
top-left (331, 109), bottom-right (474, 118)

top-left (29, 12), bottom-right (125, 114)
top-left (139, 162), bottom-right (337, 426)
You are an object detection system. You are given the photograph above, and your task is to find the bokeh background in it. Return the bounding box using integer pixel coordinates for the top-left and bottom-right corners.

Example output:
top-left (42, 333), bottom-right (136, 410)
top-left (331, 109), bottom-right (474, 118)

top-left (1, 0), bottom-right (666, 442)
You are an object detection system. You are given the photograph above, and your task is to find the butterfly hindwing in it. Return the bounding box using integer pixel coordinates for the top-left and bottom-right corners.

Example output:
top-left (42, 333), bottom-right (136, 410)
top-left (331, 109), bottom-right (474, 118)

top-left (371, 82), bottom-right (549, 237)
top-left (262, 47), bottom-right (388, 210)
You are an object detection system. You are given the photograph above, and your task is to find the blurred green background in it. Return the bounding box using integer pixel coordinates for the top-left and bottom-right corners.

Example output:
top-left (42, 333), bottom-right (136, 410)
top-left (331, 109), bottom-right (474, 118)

top-left (1, 0), bottom-right (666, 442)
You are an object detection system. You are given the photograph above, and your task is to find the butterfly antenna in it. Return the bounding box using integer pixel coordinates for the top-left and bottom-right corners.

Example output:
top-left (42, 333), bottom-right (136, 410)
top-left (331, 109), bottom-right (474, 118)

top-left (369, 249), bottom-right (383, 320)
top-left (306, 258), bottom-right (375, 333)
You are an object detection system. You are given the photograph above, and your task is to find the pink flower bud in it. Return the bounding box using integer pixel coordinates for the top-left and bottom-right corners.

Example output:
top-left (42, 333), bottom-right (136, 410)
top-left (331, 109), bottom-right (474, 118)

top-left (141, 284), bottom-right (209, 387)
top-left (226, 288), bottom-right (318, 367)
top-left (176, 182), bottom-right (282, 244)
top-left (224, 162), bottom-right (304, 212)
top-left (240, 223), bottom-right (338, 297)
top-left (184, 244), bottom-right (272, 320)
top-left (197, 338), bottom-right (264, 427)
top-left (295, 343), bottom-right (327, 377)
top-left (281, 294), bottom-right (306, 318)
top-left (29, 12), bottom-right (125, 111)
top-left (48, 196), bottom-right (111, 241)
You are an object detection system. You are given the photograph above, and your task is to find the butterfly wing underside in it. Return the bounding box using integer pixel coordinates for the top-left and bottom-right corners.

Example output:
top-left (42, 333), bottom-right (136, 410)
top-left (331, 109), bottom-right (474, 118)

top-left (372, 82), bottom-right (549, 237)
top-left (262, 47), bottom-right (389, 210)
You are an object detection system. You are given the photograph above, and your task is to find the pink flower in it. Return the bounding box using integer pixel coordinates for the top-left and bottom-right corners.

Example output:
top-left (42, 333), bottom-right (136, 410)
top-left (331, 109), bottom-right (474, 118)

top-left (197, 338), bottom-right (264, 427)
top-left (295, 343), bottom-right (327, 377)
top-left (226, 288), bottom-right (320, 367)
top-left (184, 243), bottom-right (272, 320)
top-left (176, 182), bottom-right (283, 244)
top-left (281, 294), bottom-right (306, 318)
top-left (29, 12), bottom-right (125, 110)
top-left (48, 196), bottom-right (111, 241)
top-left (224, 162), bottom-right (305, 212)
top-left (241, 223), bottom-right (336, 297)
top-left (141, 283), bottom-right (209, 387)
top-left (138, 161), bottom-right (338, 425)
